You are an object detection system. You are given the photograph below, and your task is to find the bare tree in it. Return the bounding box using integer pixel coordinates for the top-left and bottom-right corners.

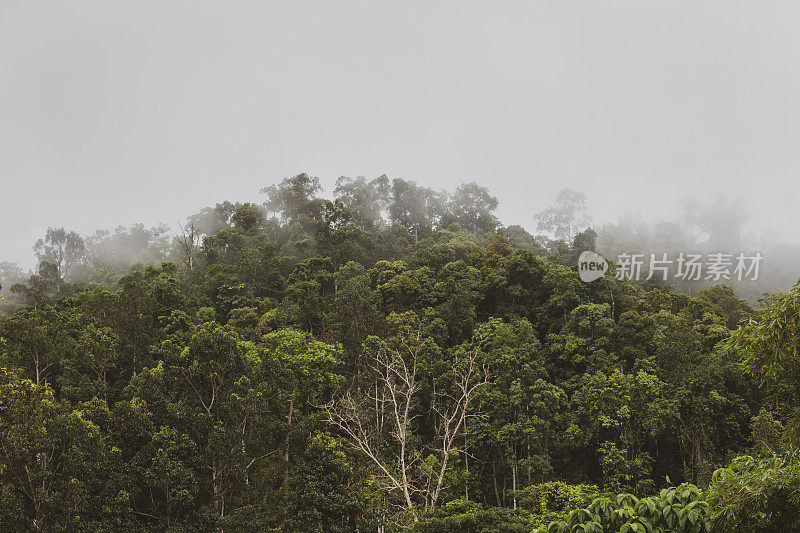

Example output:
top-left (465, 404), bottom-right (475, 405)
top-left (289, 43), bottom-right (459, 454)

top-left (176, 221), bottom-right (200, 271)
top-left (324, 331), bottom-right (489, 521)
top-left (426, 346), bottom-right (488, 510)
top-left (325, 342), bottom-right (419, 519)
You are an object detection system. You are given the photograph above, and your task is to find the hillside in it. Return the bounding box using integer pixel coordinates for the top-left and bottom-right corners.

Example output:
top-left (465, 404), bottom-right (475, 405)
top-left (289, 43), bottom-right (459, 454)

top-left (0, 175), bottom-right (798, 532)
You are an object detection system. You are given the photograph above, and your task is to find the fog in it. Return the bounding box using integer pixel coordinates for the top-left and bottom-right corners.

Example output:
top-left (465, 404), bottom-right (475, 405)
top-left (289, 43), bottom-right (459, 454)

top-left (2, 1), bottom-right (799, 278)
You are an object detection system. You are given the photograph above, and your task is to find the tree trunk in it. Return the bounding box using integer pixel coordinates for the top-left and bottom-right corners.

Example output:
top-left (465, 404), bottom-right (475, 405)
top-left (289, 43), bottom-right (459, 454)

top-left (281, 381), bottom-right (297, 532)
top-left (464, 418), bottom-right (469, 501)
top-left (512, 459), bottom-right (517, 510)
top-left (492, 459), bottom-right (501, 507)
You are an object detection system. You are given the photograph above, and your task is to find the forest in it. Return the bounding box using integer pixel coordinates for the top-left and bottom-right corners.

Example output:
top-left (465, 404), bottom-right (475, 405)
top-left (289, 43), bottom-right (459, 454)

top-left (0, 174), bottom-right (798, 532)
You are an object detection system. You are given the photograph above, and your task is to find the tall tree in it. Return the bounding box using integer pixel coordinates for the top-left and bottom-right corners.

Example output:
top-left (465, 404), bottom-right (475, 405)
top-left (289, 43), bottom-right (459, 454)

top-left (334, 175), bottom-right (390, 231)
top-left (534, 188), bottom-right (592, 242)
top-left (324, 315), bottom-right (488, 521)
top-left (262, 173), bottom-right (324, 224)
top-left (442, 182), bottom-right (499, 235)
top-left (389, 179), bottom-right (444, 242)
top-left (33, 227), bottom-right (86, 280)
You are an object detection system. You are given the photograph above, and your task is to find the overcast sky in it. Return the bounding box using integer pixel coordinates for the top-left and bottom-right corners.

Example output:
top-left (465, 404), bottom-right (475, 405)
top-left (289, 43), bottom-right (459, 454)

top-left (2, 1), bottom-right (799, 269)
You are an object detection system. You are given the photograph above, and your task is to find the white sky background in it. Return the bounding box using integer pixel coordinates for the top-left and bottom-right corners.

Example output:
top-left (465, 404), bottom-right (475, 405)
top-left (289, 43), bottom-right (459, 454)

top-left (1, 1), bottom-right (799, 269)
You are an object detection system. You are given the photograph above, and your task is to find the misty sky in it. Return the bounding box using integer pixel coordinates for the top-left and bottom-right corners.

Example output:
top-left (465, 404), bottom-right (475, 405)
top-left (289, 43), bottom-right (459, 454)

top-left (2, 1), bottom-right (799, 270)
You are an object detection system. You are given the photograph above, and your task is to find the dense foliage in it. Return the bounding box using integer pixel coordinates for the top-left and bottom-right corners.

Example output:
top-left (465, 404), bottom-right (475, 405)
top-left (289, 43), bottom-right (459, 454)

top-left (542, 483), bottom-right (712, 533)
top-left (0, 175), bottom-right (796, 531)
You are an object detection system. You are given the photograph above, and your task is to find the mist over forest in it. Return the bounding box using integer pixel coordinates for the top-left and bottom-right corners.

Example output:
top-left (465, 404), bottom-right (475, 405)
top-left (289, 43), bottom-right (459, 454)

top-left (4, 1), bottom-right (800, 531)
top-left (1, 175), bottom-right (795, 313)
top-left (0, 173), bottom-right (799, 532)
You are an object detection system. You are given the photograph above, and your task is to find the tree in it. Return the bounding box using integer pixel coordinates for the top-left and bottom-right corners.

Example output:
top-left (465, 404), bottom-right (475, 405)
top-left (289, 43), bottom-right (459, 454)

top-left (0, 306), bottom-right (81, 387)
top-left (9, 262), bottom-right (64, 308)
top-left (324, 317), bottom-right (489, 521)
top-left (565, 370), bottom-right (678, 493)
top-left (284, 256), bottom-right (335, 336)
top-left (284, 432), bottom-right (364, 533)
top-left (231, 203), bottom-right (266, 233)
top-left (176, 221), bottom-right (201, 271)
top-left (334, 175), bottom-right (390, 231)
top-left (500, 226), bottom-right (548, 255)
top-left (534, 188), bottom-right (592, 243)
top-left (188, 201), bottom-right (239, 236)
top-left (130, 426), bottom-right (200, 527)
top-left (706, 452), bottom-right (800, 532)
top-left (389, 178), bottom-right (445, 242)
top-left (33, 227), bottom-right (86, 280)
top-left (469, 319), bottom-right (566, 508)
top-left (262, 329), bottom-right (343, 531)
top-left (0, 369), bottom-right (114, 531)
top-left (262, 173), bottom-right (324, 224)
top-left (83, 223), bottom-right (171, 274)
top-left (442, 182), bottom-right (499, 235)
top-left (329, 261), bottom-right (383, 358)
top-left (0, 261), bottom-right (25, 289)
top-left (131, 321), bottom-right (267, 526)
top-left (0, 262), bottom-right (27, 313)
top-left (722, 280), bottom-right (800, 442)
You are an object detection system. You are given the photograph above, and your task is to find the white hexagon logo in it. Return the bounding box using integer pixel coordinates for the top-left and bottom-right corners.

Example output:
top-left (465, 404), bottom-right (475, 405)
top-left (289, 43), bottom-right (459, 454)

top-left (578, 250), bottom-right (608, 282)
